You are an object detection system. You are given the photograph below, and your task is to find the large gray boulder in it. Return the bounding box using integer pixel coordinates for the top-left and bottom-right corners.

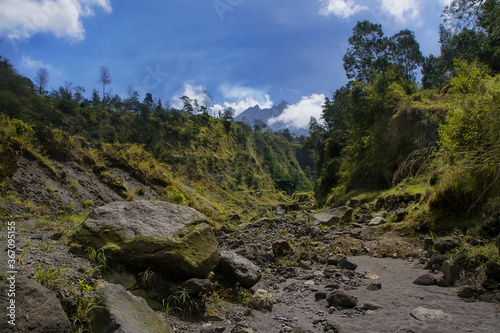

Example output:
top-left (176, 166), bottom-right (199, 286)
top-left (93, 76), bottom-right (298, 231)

top-left (216, 251), bottom-right (262, 288)
top-left (313, 206), bottom-right (353, 227)
top-left (0, 277), bottom-right (71, 332)
top-left (91, 282), bottom-right (174, 333)
top-left (73, 200), bottom-right (221, 280)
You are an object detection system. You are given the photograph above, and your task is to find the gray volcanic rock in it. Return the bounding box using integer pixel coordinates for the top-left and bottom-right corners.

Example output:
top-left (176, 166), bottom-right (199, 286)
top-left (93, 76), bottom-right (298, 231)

top-left (0, 277), bottom-right (70, 333)
top-left (313, 206), bottom-right (353, 227)
top-left (92, 282), bottom-right (174, 333)
top-left (216, 251), bottom-right (262, 288)
top-left (73, 200), bottom-right (221, 280)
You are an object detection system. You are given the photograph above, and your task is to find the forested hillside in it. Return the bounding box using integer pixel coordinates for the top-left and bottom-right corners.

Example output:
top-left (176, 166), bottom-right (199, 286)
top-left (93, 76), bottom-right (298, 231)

top-left (0, 57), bottom-right (314, 223)
top-left (309, 0), bottom-right (499, 232)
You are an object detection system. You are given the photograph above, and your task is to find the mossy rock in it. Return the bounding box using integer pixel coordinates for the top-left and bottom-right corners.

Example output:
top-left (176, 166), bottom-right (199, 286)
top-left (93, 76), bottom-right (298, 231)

top-left (73, 200), bottom-right (221, 281)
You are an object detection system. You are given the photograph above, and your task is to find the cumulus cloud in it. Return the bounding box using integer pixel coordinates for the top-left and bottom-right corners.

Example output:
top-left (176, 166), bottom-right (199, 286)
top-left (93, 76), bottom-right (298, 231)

top-left (379, 0), bottom-right (421, 22)
top-left (217, 84), bottom-right (273, 116)
top-left (268, 93), bottom-right (325, 130)
top-left (319, 0), bottom-right (367, 18)
top-left (172, 82), bottom-right (274, 116)
top-left (171, 82), bottom-right (207, 109)
top-left (20, 55), bottom-right (61, 75)
top-left (0, 0), bottom-right (111, 41)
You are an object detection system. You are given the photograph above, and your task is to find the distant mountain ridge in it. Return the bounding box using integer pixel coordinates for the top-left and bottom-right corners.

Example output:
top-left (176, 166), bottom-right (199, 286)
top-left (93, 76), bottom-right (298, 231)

top-left (234, 101), bottom-right (308, 137)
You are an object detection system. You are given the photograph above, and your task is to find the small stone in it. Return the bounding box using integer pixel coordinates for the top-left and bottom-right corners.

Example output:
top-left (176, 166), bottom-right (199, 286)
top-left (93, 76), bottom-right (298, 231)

top-left (304, 280), bottom-right (315, 286)
top-left (413, 274), bottom-right (436, 286)
top-left (410, 307), bottom-right (447, 321)
top-left (456, 285), bottom-right (475, 299)
top-left (485, 262), bottom-right (500, 282)
top-left (440, 260), bottom-right (462, 284)
top-left (433, 236), bottom-right (460, 254)
top-left (323, 321), bottom-right (342, 333)
top-left (435, 274), bottom-right (451, 287)
top-left (315, 292), bottom-right (327, 301)
top-left (367, 282), bottom-right (382, 291)
top-left (327, 290), bottom-right (357, 308)
top-left (338, 258), bottom-right (357, 270)
top-left (363, 302), bottom-right (381, 310)
top-left (251, 289), bottom-right (273, 312)
top-left (273, 240), bottom-right (293, 257)
top-left (423, 238), bottom-right (434, 251)
top-left (368, 217), bottom-right (387, 226)
top-left (364, 272), bottom-right (379, 280)
top-left (327, 255), bottom-right (343, 266)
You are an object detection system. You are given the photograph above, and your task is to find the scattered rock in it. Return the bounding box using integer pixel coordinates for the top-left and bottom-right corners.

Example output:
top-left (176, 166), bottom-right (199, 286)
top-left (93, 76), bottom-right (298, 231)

top-left (367, 282), bottom-right (382, 291)
top-left (368, 217), bottom-right (386, 226)
top-left (181, 278), bottom-right (213, 296)
top-left (326, 290), bottom-right (357, 308)
top-left (216, 251), bottom-right (262, 288)
top-left (456, 285), bottom-right (475, 299)
top-left (91, 282), bottom-right (174, 333)
top-left (362, 302), bottom-right (381, 310)
top-left (423, 238), bottom-right (434, 251)
top-left (439, 260), bottom-right (462, 284)
top-left (231, 324), bottom-right (255, 333)
top-left (433, 236), bottom-right (460, 254)
top-left (251, 289), bottom-right (273, 311)
top-left (245, 243), bottom-right (266, 257)
top-left (364, 272), bottom-right (379, 280)
top-left (0, 277), bottom-right (71, 333)
top-left (413, 274), bottom-right (436, 286)
top-left (313, 206), bottom-right (353, 227)
top-left (323, 321), bottom-right (342, 333)
top-left (410, 307), bottom-right (447, 321)
top-left (272, 240), bottom-right (293, 257)
top-left (337, 258), bottom-right (357, 270)
top-left (484, 261), bottom-right (500, 282)
top-left (315, 292), bottom-right (327, 300)
top-left (73, 200), bottom-right (221, 280)
top-left (276, 208), bottom-right (286, 216)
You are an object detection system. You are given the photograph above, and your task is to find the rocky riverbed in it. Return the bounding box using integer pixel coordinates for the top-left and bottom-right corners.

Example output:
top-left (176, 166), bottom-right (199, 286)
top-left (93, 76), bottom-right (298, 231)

top-left (1, 198), bottom-right (499, 332)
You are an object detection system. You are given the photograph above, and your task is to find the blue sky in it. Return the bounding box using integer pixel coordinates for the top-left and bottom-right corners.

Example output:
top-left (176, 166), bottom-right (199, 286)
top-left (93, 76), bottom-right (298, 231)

top-left (0, 0), bottom-right (451, 129)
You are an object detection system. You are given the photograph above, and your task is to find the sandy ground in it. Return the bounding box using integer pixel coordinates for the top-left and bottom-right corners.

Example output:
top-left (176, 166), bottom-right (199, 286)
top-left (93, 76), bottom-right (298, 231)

top-left (235, 256), bottom-right (500, 333)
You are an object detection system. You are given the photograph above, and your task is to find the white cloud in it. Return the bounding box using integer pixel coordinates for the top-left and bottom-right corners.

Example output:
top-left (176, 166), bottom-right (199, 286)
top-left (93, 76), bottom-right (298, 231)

top-left (21, 55), bottom-right (61, 75)
top-left (268, 93), bottom-right (325, 130)
top-left (319, 0), bottom-right (367, 18)
top-left (0, 0), bottom-right (111, 41)
top-left (379, 0), bottom-right (421, 22)
top-left (218, 84), bottom-right (273, 116)
top-left (172, 82), bottom-right (207, 109)
top-left (439, 0), bottom-right (453, 6)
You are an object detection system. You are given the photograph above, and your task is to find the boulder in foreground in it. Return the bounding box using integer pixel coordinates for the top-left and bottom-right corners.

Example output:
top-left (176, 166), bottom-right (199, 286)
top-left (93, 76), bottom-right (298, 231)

top-left (73, 200), bottom-right (221, 280)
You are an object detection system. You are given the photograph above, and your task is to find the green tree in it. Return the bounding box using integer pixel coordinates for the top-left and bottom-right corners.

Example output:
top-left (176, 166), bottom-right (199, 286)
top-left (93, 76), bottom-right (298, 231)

top-left (389, 29), bottom-right (423, 81)
top-left (222, 107), bottom-right (235, 121)
top-left (343, 21), bottom-right (391, 83)
top-left (421, 55), bottom-right (446, 89)
top-left (180, 96), bottom-right (194, 114)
